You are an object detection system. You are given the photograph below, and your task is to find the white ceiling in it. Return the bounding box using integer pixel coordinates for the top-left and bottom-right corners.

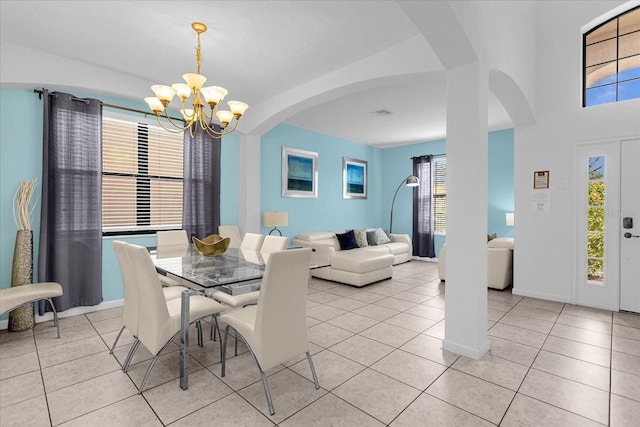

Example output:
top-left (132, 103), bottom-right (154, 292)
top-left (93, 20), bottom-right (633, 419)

top-left (0, 0), bottom-right (512, 147)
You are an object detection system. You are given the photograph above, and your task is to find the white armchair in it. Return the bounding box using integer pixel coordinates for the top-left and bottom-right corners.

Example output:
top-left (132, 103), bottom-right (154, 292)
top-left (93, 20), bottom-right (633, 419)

top-left (438, 237), bottom-right (514, 290)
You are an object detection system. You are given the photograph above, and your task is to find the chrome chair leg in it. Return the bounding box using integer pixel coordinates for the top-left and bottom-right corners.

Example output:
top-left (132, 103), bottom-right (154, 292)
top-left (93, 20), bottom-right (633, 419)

top-left (221, 325), bottom-right (230, 377)
top-left (306, 352), bottom-right (320, 389)
top-left (138, 340), bottom-right (174, 394)
top-left (241, 337), bottom-right (275, 415)
top-left (259, 369), bottom-right (275, 416)
top-left (210, 314), bottom-right (218, 341)
top-left (122, 339), bottom-right (140, 372)
top-left (46, 297), bottom-right (61, 338)
top-left (110, 326), bottom-right (125, 354)
top-left (210, 316), bottom-right (223, 363)
top-left (196, 321), bottom-right (203, 347)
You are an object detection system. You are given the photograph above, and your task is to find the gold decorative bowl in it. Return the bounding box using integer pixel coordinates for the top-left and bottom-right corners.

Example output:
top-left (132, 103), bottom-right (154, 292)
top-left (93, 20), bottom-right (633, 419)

top-left (192, 234), bottom-right (231, 256)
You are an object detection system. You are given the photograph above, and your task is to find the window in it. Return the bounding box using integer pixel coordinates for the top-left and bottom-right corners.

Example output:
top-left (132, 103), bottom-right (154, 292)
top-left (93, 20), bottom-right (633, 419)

top-left (102, 116), bottom-right (183, 234)
top-left (583, 6), bottom-right (640, 107)
top-left (433, 157), bottom-right (446, 234)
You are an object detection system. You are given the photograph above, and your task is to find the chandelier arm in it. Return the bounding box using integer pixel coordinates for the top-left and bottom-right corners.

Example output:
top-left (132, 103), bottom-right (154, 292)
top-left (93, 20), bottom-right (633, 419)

top-left (154, 114), bottom-right (189, 134)
top-left (161, 109), bottom-right (191, 131)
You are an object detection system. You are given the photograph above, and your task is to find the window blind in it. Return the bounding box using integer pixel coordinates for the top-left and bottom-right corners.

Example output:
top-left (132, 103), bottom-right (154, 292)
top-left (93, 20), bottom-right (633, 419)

top-left (102, 117), bottom-right (183, 233)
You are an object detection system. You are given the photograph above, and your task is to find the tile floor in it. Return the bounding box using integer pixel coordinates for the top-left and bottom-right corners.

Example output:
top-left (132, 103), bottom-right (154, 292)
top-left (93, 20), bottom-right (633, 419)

top-left (1, 260), bottom-right (640, 426)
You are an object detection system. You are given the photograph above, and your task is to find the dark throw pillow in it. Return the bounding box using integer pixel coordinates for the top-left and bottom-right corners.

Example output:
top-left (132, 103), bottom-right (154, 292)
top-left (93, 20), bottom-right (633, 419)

top-left (336, 230), bottom-right (359, 250)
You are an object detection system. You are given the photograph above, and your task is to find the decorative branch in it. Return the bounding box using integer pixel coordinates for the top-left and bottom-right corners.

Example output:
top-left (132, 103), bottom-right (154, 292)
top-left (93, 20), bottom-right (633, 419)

top-left (13, 179), bottom-right (38, 231)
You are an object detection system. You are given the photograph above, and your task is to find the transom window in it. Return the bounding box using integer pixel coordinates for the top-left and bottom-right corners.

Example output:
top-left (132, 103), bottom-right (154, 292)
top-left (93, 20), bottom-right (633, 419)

top-left (583, 6), bottom-right (640, 107)
top-left (102, 116), bottom-right (183, 234)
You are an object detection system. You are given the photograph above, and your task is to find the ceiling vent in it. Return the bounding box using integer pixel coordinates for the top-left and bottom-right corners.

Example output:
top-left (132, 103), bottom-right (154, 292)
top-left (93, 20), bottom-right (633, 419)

top-left (373, 109), bottom-right (393, 116)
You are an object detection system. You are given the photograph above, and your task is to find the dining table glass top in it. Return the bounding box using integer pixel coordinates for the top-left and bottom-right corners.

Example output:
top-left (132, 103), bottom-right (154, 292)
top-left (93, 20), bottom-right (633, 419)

top-left (150, 245), bottom-right (265, 291)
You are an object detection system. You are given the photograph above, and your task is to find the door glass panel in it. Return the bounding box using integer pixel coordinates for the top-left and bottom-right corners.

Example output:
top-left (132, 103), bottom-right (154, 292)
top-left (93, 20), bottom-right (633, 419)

top-left (587, 156), bottom-right (605, 285)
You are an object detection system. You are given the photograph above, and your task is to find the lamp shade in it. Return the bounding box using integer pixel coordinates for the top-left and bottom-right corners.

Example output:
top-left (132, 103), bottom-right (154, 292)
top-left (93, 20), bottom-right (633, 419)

top-left (506, 212), bottom-right (514, 226)
top-left (263, 211), bottom-right (288, 227)
top-left (406, 176), bottom-right (419, 187)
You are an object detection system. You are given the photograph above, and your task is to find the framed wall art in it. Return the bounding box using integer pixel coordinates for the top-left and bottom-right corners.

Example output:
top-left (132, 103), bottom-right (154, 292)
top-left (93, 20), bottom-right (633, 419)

top-left (533, 170), bottom-right (550, 189)
top-left (282, 146), bottom-right (318, 198)
top-left (343, 157), bottom-right (367, 199)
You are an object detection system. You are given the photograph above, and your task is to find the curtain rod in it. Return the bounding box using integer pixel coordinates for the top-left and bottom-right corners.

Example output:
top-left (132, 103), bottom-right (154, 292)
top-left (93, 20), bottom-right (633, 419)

top-left (411, 154), bottom-right (446, 159)
top-left (33, 88), bottom-right (184, 122)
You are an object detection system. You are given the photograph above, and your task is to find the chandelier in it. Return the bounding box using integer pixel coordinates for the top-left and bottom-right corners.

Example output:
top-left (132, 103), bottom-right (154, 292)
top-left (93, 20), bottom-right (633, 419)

top-left (144, 22), bottom-right (248, 137)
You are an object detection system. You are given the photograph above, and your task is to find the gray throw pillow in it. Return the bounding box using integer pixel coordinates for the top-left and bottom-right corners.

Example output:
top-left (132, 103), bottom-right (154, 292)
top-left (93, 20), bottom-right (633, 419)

top-left (366, 230), bottom-right (377, 246)
top-left (372, 228), bottom-right (391, 245)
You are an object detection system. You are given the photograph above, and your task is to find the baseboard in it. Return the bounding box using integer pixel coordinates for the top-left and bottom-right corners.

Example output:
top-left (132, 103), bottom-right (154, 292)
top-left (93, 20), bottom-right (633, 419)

top-left (442, 336), bottom-right (490, 360)
top-left (0, 299), bottom-right (124, 331)
top-left (411, 256), bottom-right (438, 263)
top-left (511, 287), bottom-right (572, 304)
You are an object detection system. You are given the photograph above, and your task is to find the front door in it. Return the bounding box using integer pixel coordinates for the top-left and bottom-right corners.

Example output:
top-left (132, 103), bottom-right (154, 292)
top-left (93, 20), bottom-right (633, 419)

top-left (576, 137), bottom-right (640, 312)
top-left (620, 138), bottom-right (640, 313)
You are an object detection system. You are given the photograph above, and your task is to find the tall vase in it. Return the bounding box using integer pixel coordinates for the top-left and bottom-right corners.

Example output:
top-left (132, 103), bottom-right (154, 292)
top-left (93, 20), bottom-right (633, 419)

top-left (8, 230), bottom-right (35, 331)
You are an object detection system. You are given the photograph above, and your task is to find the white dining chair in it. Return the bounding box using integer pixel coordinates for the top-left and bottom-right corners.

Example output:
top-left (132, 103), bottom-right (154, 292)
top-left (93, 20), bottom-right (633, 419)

top-left (260, 235), bottom-right (288, 264)
top-left (156, 229), bottom-right (189, 247)
top-left (126, 243), bottom-right (226, 394)
top-left (156, 230), bottom-right (189, 287)
top-left (208, 238), bottom-right (286, 353)
top-left (111, 241), bottom-right (190, 371)
top-left (240, 233), bottom-right (265, 251)
top-left (220, 248), bottom-right (319, 415)
top-left (218, 225), bottom-right (242, 248)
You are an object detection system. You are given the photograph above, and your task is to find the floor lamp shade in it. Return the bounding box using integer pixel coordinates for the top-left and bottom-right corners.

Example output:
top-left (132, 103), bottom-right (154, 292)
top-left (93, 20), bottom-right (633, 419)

top-left (263, 211), bottom-right (288, 236)
top-left (389, 176), bottom-right (419, 233)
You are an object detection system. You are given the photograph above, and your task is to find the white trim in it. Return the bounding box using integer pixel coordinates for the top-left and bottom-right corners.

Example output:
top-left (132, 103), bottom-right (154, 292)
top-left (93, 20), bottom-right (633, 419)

top-left (442, 337), bottom-right (490, 360)
top-left (581, 1), bottom-right (640, 34)
top-left (511, 287), bottom-right (572, 304)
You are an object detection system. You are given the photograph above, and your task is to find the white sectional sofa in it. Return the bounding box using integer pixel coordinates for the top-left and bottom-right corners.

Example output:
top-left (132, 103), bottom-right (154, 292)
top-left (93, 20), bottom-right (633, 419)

top-left (292, 229), bottom-right (412, 287)
top-left (437, 237), bottom-right (514, 290)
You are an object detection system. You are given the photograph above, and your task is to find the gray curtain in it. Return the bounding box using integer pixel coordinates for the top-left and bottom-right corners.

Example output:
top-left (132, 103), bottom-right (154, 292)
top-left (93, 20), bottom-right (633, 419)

top-left (182, 127), bottom-right (221, 239)
top-left (38, 90), bottom-right (103, 313)
top-left (412, 155), bottom-right (435, 257)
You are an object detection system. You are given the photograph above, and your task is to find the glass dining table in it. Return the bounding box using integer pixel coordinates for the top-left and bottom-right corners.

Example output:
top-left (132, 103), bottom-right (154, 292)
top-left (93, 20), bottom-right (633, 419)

top-left (150, 244), bottom-right (329, 390)
top-left (150, 245), bottom-right (267, 390)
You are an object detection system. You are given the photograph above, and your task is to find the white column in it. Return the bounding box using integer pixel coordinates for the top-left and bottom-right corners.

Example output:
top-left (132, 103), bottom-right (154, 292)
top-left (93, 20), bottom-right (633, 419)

top-left (238, 134), bottom-right (261, 234)
top-left (442, 60), bottom-right (490, 359)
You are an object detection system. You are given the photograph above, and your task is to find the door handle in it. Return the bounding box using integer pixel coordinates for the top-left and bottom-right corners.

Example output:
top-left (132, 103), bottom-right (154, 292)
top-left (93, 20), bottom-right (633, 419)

top-left (624, 232), bottom-right (640, 238)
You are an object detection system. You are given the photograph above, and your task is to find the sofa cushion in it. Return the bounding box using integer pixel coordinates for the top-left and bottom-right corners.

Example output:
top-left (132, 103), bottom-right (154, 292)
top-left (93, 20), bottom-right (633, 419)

top-left (488, 237), bottom-right (514, 250)
top-left (336, 230), bottom-right (359, 250)
top-left (354, 229), bottom-right (369, 248)
top-left (296, 231), bottom-right (337, 241)
top-left (368, 228), bottom-right (391, 245)
top-left (331, 250), bottom-right (394, 273)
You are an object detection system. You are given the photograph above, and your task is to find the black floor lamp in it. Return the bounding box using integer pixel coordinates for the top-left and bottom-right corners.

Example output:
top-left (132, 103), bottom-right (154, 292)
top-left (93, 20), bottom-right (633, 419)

top-left (389, 175), bottom-right (419, 233)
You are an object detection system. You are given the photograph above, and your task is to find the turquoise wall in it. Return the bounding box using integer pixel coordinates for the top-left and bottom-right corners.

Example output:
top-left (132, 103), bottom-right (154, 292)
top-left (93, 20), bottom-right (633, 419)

top-left (260, 127), bottom-right (515, 258)
top-left (488, 128), bottom-right (515, 238)
top-left (487, 129), bottom-right (515, 237)
top-left (260, 124), bottom-right (383, 240)
top-left (0, 88), bottom-right (239, 306)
